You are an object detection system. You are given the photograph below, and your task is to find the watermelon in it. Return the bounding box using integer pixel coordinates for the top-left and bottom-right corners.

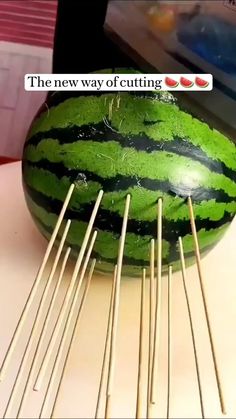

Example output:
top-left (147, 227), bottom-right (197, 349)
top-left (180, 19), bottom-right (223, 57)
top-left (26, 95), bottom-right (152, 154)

top-left (21, 68), bottom-right (236, 277)
top-left (195, 77), bottom-right (209, 88)
top-left (165, 77), bottom-right (179, 88)
top-left (180, 77), bottom-right (194, 88)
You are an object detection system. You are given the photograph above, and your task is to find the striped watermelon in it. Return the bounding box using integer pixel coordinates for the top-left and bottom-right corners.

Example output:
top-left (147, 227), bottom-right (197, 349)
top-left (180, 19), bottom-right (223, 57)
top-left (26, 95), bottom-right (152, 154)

top-left (22, 68), bottom-right (236, 277)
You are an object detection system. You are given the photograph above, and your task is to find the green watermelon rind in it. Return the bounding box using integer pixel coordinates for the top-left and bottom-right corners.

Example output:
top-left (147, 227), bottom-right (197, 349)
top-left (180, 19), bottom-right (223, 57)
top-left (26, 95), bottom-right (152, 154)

top-left (21, 67), bottom-right (236, 278)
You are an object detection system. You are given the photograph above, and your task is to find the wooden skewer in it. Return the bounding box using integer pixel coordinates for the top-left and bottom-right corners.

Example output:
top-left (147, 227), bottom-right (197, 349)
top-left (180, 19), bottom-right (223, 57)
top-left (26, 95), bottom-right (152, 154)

top-left (0, 183), bottom-right (75, 382)
top-left (105, 394), bottom-right (112, 419)
top-left (136, 268), bottom-right (146, 419)
top-left (166, 265), bottom-right (172, 419)
top-left (188, 197), bottom-right (226, 415)
top-left (38, 265), bottom-right (78, 415)
top-left (15, 246), bottom-right (72, 418)
top-left (105, 193), bottom-right (131, 419)
top-left (146, 239), bottom-right (155, 419)
top-left (151, 197), bottom-right (162, 404)
top-left (3, 220), bottom-right (72, 418)
top-left (179, 237), bottom-right (204, 419)
top-left (40, 258), bottom-right (96, 419)
top-left (95, 266), bottom-right (117, 419)
top-left (34, 229), bottom-right (98, 392)
top-left (33, 189), bottom-right (103, 389)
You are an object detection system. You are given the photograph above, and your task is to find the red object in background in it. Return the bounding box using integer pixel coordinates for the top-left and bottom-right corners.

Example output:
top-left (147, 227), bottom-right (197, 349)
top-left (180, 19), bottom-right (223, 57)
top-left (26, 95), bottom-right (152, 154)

top-left (0, 0), bottom-right (57, 48)
top-left (0, 156), bottom-right (19, 165)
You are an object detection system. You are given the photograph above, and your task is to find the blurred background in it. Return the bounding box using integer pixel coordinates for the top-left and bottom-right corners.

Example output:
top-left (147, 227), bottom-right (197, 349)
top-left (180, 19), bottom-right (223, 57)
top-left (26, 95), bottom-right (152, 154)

top-left (0, 0), bottom-right (236, 160)
top-left (0, 0), bottom-right (57, 160)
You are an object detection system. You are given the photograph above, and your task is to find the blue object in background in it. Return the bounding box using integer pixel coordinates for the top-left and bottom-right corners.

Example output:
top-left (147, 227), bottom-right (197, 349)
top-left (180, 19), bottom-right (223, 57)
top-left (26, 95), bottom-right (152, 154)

top-left (177, 14), bottom-right (236, 75)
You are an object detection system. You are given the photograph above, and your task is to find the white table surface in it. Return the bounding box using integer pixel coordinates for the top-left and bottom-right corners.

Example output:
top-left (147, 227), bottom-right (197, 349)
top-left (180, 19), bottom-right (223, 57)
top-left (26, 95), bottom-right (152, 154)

top-left (0, 161), bottom-right (236, 419)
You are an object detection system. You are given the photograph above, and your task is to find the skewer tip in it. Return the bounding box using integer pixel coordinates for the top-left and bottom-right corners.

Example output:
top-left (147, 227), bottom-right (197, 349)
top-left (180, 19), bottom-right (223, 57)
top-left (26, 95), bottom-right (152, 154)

top-left (126, 193), bottom-right (131, 203)
top-left (98, 189), bottom-right (104, 198)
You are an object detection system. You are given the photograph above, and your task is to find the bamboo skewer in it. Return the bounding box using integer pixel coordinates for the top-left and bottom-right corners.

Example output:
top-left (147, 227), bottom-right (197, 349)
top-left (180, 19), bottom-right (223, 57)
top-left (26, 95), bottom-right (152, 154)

top-left (15, 246), bottom-right (72, 418)
top-left (3, 220), bottom-right (72, 418)
top-left (0, 184), bottom-right (75, 382)
top-left (147, 239), bottom-right (155, 419)
top-left (151, 197), bottom-right (162, 404)
top-left (136, 268), bottom-right (146, 419)
top-left (41, 259), bottom-right (96, 419)
top-left (188, 197), bottom-right (226, 415)
top-left (4, 246), bottom-right (71, 418)
top-left (0, 188), bottom-right (229, 418)
top-left (166, 266), bottom-right (172, 419)
top-left (33, 189), bottom-right (103, 390)
top-left (95, 266), bottom-right (117, 419)
top-left (179, 237), bottom-right (204, 419)
top-left (105, 194), bottom-right (131, 419)
top-left (34, 229), bottom-right (98, 392)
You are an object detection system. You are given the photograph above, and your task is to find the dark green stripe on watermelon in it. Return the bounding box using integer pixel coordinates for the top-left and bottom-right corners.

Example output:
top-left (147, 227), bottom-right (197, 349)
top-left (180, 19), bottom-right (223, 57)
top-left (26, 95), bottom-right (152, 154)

top-left (23, 180), bottom-right (232, 245)
top-left (28, 195), bottom-right (228, 275)
top-left (23, 139), bottom-right (236, 200)
top-left (25, 93), bottom-right (236, 173)
top-left (24, 123), bottom-right (236, 184)
top-left (33, 213), bottom-right (214, 266)
top-left (23, 159), bottom-right (236, 205)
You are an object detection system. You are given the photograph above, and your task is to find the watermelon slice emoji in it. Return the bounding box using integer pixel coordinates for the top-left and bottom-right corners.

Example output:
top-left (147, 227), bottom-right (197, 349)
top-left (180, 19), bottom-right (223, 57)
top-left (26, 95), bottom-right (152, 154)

top-left (180, 77), bottom-right (194, 88)
top-left (165, 77), bottom-right (179, 88)
top-left (195, 77), bottom-right (209, 88)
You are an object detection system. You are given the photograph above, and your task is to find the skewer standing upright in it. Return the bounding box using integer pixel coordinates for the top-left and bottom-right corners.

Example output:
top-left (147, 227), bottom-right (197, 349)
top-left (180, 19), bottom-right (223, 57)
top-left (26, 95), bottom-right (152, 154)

top-left (147, 239), bottom-right (155, 418)
top-left (15, 244), bottom-right (72, 417)
top-left (166, 265), bottom-right (172, 419)
top-left (179, 237), bottom-right (204, 419)
top-left (3, 219), bottom-right (72, 418)
top-left (136, 268), bottom-right (146, 419)
top-left (95, 266), bottom-right (117, 419)
top-left (0, 183), bottom-right (75, 382)
top-left (188, 197), bottom-right (225, 415)
top-left (42, 259), bottom-right (97, 419)
top-left (151, 197), bottom-right (163, 404)
top-left (105, 194), bottom-right (131, 419)
top-left (34, 190), bottom-right (104, 391)
top-left (17, 231), bottom-right (97, 417)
